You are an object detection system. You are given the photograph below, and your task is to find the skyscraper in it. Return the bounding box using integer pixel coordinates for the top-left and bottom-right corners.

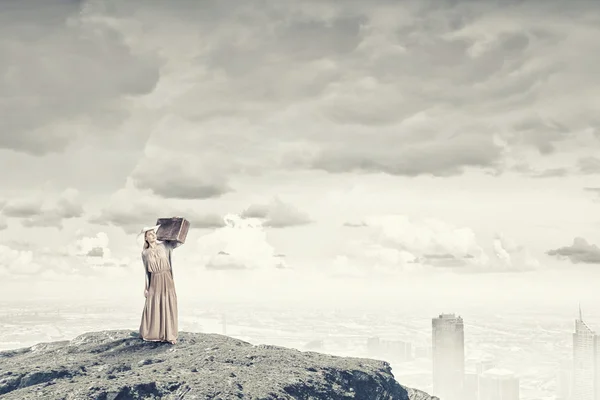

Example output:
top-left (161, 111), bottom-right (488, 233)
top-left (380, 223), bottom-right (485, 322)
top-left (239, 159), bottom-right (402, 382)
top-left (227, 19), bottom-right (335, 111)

top-left (478, 368), bottom-right (519, 400)
top-left (432, 313), bottom-right (465, 400)
top-left (556, 359), bottom-right (573, 400)
top-left (571, 306), bottom-right (598, 400)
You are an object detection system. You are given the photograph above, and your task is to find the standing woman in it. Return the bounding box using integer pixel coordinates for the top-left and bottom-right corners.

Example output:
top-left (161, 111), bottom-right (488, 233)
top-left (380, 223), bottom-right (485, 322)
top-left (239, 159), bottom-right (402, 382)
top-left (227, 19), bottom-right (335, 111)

top-left (138, 225), bottom-right (182, 344)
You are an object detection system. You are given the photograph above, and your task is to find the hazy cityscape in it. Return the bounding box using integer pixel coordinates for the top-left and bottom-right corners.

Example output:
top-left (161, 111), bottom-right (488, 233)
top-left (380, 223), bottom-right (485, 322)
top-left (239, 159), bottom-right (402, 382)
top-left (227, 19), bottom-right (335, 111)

top-left (2, 0), bottom-right (600, 399)
top-left (0, 296), bottom-right (597, 400)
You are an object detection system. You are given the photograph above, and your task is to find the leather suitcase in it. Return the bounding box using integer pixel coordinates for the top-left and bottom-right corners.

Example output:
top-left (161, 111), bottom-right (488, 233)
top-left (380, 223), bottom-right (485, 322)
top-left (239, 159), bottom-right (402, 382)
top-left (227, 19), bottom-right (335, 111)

top-left (156, 217), bottom-right (190, 244)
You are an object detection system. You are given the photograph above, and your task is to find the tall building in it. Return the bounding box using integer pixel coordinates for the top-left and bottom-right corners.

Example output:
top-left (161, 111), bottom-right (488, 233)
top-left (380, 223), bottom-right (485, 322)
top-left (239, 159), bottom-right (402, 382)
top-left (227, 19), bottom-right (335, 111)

top-left (476, 359), bottom-right (496, 375)
top-left (571, 306), bottom-right (598, 400)
top-left (367, 337), bottom-right (413, 362)
top-left (478, 368), bottom-right (519, 400)
top-left (432, 313), bottom-right (465, 400)
top-left (463, 372), bottom-right (479, 400)
top-left (556, 361), bottom-right (572, 400)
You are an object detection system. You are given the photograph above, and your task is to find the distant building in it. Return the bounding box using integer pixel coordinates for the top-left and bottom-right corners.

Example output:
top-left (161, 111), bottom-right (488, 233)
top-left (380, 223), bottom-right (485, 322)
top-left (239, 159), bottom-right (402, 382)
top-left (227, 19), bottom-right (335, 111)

top-left (571, 306), bottom-right (598, 400)
top-left (556, 361), bottom-right (572, 400)
top-left (415, 345), bottom-right (431, 358)
top-left (367, 337), bottom-right (413, 362)
top-left (463, 372), bottom-right (479, 400)
top-left (432, 313), bottom-right (465, 400)
top-left (478, 368), bottom-right (519, 400)
top-left (462, 358), bottom-right (497, 400)
top-left (476, 359), bottom-right (496, 375)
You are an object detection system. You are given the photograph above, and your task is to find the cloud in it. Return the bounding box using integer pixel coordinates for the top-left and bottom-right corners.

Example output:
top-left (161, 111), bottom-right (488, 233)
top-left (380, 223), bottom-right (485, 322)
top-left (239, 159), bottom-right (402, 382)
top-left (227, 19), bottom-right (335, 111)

top-left (547, 237), bottom-right (600, 264)
top-left (578, 157), bottom-right (600, 174)
top-left (130, 137), bottom-right (232, 200)
top-left (47, 0), bottom-right (596, 187)
top-left (306, 131), bottom-right (504, 177)
top-left (343, 221), bottom-right (369, 228)
top-left (90, 182), bottom-right (226, 234)
top-left (506, 115), bottom-right (571, 155)
top-left (0, 230), bottom-right (141, 283)
top-left (0, 216), bottom-right (6, 231)
top-left (0, 0), bottom-right (160, 155)
top-left (196, 214), bottom-right (288, 270)
top-left (2, 198), bottom-right (44, 218)
top-left (240, 198), bottom-right (312, 228)
top-left (87, 247), bottom-right (104, 257)
top-left (584, 187), bottom-right (600, 202)
top-left (0, 245), bottom-right (42, 276)
top-left (64, 232), bottom-right (130, 268)
top-left (528, 167), bottom-right (570, 179)
top-left (335, 215), bottom-right (539, 275)
top-left (1, 188), bottom-right (84, 228)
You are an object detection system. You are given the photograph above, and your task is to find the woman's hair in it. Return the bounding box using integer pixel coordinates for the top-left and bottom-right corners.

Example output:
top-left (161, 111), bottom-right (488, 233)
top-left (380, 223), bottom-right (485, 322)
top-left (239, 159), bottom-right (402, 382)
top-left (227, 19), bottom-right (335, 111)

top-left (143, 230), bottom-right (152, 250)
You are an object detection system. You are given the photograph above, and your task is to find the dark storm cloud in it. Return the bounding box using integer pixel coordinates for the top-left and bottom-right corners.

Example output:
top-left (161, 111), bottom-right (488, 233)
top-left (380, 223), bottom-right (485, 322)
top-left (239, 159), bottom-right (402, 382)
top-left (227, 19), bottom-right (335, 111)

top-left (547, 237), bottom-right (600, 264)
top-left (240, 198), bottom-right (312, 228)
top-left (0, 0), bottom-right (160, 155)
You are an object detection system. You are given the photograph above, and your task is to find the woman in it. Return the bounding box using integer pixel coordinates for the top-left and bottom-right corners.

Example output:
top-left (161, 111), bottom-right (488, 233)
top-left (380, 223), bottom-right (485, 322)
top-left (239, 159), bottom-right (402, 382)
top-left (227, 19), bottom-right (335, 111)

top-left (138, 225), bottom-right (182, 344)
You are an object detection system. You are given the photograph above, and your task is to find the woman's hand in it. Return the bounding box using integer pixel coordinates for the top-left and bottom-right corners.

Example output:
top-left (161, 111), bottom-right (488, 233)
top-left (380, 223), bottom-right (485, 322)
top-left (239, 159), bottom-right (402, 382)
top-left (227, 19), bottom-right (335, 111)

top-left (144, 289), bottom-right (149, 298)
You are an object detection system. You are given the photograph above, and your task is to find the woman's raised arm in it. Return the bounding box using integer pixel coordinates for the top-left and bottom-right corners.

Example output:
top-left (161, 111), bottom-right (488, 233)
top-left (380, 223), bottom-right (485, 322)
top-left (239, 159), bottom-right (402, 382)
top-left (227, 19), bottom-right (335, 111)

top-left (163, 240), bottom-right (183, 249)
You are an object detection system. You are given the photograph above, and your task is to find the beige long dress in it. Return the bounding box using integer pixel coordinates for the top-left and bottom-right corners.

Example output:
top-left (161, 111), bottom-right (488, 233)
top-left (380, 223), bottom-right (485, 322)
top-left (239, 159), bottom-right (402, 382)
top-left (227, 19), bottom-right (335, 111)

top-left (139, 241), bottom-right (178, 342)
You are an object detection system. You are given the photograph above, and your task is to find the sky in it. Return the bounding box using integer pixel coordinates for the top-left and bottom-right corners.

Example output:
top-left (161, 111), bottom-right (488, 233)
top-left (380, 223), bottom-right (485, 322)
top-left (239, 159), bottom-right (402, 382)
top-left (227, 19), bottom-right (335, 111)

top-left (1, 0), bottom-right (600, 314)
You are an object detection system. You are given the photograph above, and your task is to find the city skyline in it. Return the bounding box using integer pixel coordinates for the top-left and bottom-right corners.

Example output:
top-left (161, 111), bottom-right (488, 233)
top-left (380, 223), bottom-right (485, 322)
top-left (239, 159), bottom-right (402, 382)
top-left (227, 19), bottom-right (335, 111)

top-left (1, 301), bottom-right (594, 399)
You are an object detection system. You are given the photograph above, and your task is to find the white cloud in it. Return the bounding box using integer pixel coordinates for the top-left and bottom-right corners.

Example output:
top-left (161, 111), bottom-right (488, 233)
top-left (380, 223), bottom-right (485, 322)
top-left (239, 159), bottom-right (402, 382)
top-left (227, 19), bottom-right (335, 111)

top-left (240, 197), bottom-right (312, 228)
top-left (196, 214), bottom-right (287, 270)
top-left (65, 231), bottom-right (132, 270)
top-left (90, 180), bottom-right (226, 234)
top-left (0, 245), bottom-right (41, 275)
top-left (1, 188), bottom-right (84, 228)
top-left (494, 232), bottom-right (540, 269)
top-left (335, 214), bottom-right (540, 275)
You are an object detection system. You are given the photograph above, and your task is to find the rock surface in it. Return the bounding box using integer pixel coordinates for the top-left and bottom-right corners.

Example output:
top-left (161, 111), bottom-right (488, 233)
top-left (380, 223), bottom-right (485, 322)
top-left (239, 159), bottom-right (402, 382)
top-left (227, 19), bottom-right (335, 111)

top-left (0, 330), bottom-right (438, 400)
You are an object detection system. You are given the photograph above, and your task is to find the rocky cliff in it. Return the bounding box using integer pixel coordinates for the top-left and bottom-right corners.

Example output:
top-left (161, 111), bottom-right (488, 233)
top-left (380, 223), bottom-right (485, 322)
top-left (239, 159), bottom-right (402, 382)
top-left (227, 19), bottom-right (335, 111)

top-left (0, 330), bottom-right (438, 400)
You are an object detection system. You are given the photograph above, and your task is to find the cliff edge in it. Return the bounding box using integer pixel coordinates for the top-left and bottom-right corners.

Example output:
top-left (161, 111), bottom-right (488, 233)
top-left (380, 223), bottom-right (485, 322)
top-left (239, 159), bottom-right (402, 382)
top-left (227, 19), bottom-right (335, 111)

top-left (0, 330), bottom-right (438, 400)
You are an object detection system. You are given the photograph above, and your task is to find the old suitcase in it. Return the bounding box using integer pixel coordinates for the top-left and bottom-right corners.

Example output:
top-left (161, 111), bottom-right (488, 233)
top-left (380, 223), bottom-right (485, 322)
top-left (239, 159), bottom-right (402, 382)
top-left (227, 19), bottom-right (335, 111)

top-left (156, 217), bottom-right (190, 244)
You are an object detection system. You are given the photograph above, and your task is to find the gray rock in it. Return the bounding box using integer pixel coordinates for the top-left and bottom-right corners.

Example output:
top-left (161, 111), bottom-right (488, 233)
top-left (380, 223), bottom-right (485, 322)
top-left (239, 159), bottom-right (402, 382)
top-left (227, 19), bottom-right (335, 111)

top-left (0, 330), bottom-right (438, 400)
